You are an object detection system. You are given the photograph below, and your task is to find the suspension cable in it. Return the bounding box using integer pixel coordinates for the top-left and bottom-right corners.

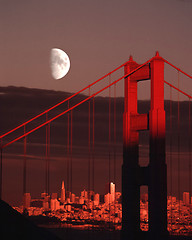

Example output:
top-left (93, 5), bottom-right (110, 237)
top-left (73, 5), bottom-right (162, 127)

top-left (45, 113), bottom-right (50, 196)
top-left (22, 125), bottom-right (27, 214)
top-left (109, 75), bottom-right (111, 187)
top-left (70, 110), bottom-right (73, 200)
top-left (23, 125), bottom-right (27, 203)
top-left (1, 61), bottom-right (155, 149)
top-left (164, 81), bottom-right (192, 99)
top-left (92, 97), bottom-right (95, 197)
top-left (114, 83), bottom-right (117, 193)
top-left (48, 122), bottom-right (50, 196)
top-left (113, 81), bottom-right (117, 234)
top-left (177, 71), bottom-right (181, 226)
top-left (67, 101), bottom-right (70, 197)
top-left (0, 59), bottom-right (136, 141)
top-left (169, 86), bottom-right (173, 232)
top-left (87, 88), bottom-right (91, 234)
top-left (45, 117), bottom-right (48, 195)
top-left (164, 59), bottom-right (192, 80)
top-left (108, 75), bottom-right (112, 228)
top-left (88, 87), bottom-right (91, 201)
top-left (1, 59), bottom-right (153, 149)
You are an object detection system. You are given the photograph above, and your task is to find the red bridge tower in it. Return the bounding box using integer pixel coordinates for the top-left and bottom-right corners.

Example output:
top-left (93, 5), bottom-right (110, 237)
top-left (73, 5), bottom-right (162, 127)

top-left (122, 52), bottom-right (168, 240)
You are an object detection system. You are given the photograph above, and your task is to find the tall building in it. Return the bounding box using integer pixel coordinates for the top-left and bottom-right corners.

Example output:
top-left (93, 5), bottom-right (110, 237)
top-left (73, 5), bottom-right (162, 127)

top-left (50, 198), bottom-right (60, 211)
top-left (110, 182), bottom-right (115, 202)
top-left (88, 190), bottom-right (95, 201)
top-left (71, 193), bottom-right (75, 203)
top-left (94, 193), bottom-right (100, 206)
top-left (104, 182), bottom-right (116, 204)
top-left (115, 192), bottom-right (122, 202)
top-left (52, 193), bottom-right (58, 199)
top-left (41, 191), bottom-right (47, 199)
top-left (43, 199), bottom-right (49, 211)
top-left (81, 189), bottom-right (88, 200)
top-left (141, 193), bottom-right (148, 203)
top-left (104, 193), bottom-right (111, 205)
top-left (183, 192), bottom-right (190, 205)
top-left (23, 193), bottom-right (31, 209)
top-left (60, 181), bottom-right (65, 203)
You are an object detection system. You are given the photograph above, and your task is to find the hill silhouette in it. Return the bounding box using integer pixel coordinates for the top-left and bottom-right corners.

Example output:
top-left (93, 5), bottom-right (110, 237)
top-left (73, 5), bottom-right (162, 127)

top-left (0, 199), bottom-right (61, 240)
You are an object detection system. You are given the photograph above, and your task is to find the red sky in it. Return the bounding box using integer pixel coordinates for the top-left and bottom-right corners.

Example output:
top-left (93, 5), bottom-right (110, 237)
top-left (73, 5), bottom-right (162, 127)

top-left (1, 0), bottom-right (192, 99)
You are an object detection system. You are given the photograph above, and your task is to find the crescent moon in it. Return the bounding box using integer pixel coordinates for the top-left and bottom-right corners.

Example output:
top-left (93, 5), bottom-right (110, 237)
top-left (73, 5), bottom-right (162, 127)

top-left (50, 48), bottom-right (70, 80)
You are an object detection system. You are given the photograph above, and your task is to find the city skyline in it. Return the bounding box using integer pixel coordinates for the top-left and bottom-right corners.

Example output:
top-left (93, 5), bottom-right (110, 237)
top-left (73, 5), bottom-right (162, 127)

top-left (17, 180), bottom-right (192, 236)
top-left (22, 180), bottom-right (192, 209)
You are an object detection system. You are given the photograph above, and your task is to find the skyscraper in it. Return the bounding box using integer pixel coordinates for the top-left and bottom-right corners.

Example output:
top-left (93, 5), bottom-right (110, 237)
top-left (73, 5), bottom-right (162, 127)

top-left (60, 181), bottom-right (65, 204)
top-left (23, 193), bottom-right (31, 209)
top-left (110, 182), bottom-right (115, 202)
top-left (104, 182), bottom-right (116, 204)
top-left (183, 192), bottom-right (190, 205)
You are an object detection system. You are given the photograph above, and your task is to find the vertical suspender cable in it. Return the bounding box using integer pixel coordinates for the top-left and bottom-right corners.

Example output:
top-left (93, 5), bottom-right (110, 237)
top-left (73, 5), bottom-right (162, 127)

top-left (45, 115), bottom-right (48, 195)
top-left (70, 110), bottom-right (73, 199)
top-left (170, 86), bottom-right (173, 232)
top-left (177, 71), bottom-right (180, 225)
top-left (113, 81), bottom-right (117, 236)
top-left (108, 75), bottom-right (111, 227)
top-left (88, 87), bottom-right (91, 201)
top-left (48, 122), bottom-right (50, 196)
top-left (91, 92), bottom-right (95, 234)
top-left (114, 83), bottom-right (116, 187)
top-left (67, 101), bottom-right (70, 197)
top-left (92, 97), bottom-right (95, 197)
top-left (23, 125), bottom-right (27, 210)
top-left (109, 74), bottom-right (111, 187)
top-left (45, 113), bottom-right (50, 196)
top-left (66, 101), bottom-right (70, 235)
top-left (92, 96), bottom-right (95, 224)
top-left (88, 88), bottom-right (91, 235)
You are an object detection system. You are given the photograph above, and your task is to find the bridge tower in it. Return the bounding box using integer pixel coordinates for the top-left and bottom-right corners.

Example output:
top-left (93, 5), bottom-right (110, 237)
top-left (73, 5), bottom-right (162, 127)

top-left (122, 52), bottom-right (169, 240)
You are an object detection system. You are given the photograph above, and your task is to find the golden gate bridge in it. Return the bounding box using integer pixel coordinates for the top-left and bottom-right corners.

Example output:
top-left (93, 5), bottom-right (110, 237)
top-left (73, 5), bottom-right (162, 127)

top-left (0, 52), bottom-right (191, 240)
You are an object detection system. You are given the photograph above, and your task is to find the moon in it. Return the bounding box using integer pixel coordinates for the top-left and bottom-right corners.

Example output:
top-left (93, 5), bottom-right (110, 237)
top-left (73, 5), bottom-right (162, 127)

top-left (50, 48), bottom-right (70, 80)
